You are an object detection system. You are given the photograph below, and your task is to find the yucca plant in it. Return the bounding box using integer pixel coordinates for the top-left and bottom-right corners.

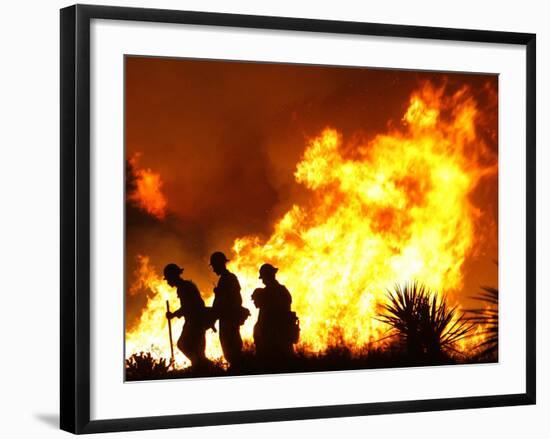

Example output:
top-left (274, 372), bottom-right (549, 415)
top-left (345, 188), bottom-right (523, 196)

top-left (377, 282), bottom-right (474, 362)
top-left (466, 287), bottom-right (498, 360)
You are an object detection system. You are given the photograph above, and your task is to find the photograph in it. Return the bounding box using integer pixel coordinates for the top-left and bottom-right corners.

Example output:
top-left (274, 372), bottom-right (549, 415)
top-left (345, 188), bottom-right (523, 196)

top-left (124, 56), bottom-right (499, 381)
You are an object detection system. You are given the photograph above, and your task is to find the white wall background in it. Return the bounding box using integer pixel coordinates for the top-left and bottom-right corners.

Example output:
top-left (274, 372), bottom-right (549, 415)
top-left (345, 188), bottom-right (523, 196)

top-left (0, 0), bottom-right (546, 437)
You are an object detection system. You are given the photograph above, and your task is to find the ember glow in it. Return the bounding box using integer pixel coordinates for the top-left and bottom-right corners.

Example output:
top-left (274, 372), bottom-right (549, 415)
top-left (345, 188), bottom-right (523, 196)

top-left (125, 80), bottom-right (497, 366)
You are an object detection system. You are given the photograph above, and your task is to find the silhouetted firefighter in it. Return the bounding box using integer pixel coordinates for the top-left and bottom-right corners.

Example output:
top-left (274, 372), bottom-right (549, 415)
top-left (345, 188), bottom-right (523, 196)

top-left (163, 263), bottom-right (210, 370)
top-left (210, 251), bottom-right (250, 370)
top-left (252, 264), bottom-right (300, 369)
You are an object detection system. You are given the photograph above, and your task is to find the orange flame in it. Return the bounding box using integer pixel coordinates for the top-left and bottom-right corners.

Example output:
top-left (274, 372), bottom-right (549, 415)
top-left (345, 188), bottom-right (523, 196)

top-left (126, 82), bottom-right (497, 365)
top-left (128, 154), bottom-right (167, 219)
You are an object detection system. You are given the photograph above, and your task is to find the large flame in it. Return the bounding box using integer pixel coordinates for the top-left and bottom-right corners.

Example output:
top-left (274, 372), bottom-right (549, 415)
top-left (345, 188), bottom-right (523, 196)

top-left (126, 82), bottom-right (497, 365)
top-left (128, 154), bottom-right (167, 219)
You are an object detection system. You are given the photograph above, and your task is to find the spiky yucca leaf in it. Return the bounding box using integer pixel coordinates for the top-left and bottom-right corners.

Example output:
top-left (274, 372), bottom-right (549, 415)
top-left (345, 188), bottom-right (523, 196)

top-left (378, 282), bottom-right (474, 359)
top-left (466, 287), bottom-right (498, 358)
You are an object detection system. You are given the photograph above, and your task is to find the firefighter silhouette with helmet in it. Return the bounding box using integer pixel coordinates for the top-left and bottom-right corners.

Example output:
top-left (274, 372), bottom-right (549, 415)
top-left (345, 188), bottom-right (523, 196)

top-left (163, 263), bottom-right (211, 369)
top-left (252, 263), bottom-right (300, 369)
top-left (210, 251), bottom-right (250, 370)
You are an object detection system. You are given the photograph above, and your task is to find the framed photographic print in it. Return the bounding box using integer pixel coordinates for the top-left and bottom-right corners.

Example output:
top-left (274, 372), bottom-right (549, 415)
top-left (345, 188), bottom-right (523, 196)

top-left (60, 4), bottom-right (536, 434)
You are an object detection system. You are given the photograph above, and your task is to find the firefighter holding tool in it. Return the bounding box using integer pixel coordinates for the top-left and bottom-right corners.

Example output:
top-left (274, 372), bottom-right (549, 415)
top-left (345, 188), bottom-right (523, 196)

top-left (163, 263), bottom-right (212, 370)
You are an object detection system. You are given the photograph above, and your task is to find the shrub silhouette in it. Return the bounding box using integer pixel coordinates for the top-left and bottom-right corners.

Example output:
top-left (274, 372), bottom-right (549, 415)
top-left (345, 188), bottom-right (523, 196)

top-left (125, 352), bottom-right (170, 381)
top-left (466, 287), bottom-right (498, 360)
top-left (377, 282), bottom-right (474, 362)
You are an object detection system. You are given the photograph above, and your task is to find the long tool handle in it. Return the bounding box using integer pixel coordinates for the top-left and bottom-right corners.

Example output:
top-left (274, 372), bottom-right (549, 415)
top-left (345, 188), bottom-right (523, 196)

top-left (166, 300), bottom-right (175, 365)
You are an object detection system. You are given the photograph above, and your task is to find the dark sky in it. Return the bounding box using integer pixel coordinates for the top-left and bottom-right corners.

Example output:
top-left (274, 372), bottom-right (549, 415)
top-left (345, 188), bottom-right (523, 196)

top-left (124, 56), bottom-right (498, 328)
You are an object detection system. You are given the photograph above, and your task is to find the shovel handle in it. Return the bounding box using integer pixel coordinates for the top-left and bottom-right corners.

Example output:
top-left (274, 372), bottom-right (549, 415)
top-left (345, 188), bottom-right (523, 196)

top-left (166, 300), bottom-right (175, 365)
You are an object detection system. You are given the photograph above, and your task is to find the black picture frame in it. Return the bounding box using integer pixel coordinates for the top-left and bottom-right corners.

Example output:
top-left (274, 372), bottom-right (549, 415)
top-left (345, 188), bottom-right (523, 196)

top-left (60, 4), bottom-right (536, 434)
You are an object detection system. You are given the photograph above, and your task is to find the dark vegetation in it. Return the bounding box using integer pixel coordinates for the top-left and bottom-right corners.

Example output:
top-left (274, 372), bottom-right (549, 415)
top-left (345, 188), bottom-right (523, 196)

top-left (377, 282), bottom-right (474, 363)
top-left (466, 287), bottom-right (499, 362)
top-left (125, 282), bottom-right (498, 382)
